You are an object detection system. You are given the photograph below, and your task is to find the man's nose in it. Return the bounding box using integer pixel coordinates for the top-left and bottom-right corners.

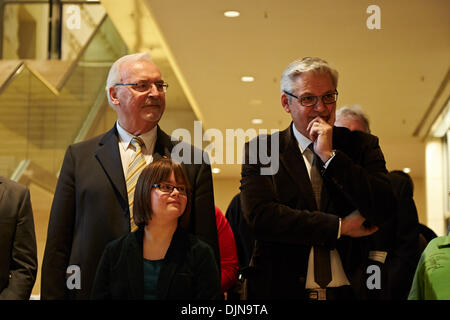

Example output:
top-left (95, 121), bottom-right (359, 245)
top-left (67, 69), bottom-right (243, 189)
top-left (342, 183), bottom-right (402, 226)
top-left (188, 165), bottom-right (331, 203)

top-left (147, 83), bottom-right (160, 96)
top-left (313, 98), bottom-right (327, 112)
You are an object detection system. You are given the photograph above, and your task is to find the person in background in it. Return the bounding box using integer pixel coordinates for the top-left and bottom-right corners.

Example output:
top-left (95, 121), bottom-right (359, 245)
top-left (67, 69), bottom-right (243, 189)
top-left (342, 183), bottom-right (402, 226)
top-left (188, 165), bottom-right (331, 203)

top-left (240, 57), bottom-right (396, 300)
top-left (41, 53), bottom-right (219, 299)
top-left (224, 193), bottom-right (254, 299)
top-left (335, 105), bottom-right (421, 299)
top-left (215, 206), bottom-right (239, 296)
top-left (0, 177), bottom-right (37, 299)
top-left (408, 231), bottom-right (450, 300)
top-left (91, 159), bottom-right (220, 299)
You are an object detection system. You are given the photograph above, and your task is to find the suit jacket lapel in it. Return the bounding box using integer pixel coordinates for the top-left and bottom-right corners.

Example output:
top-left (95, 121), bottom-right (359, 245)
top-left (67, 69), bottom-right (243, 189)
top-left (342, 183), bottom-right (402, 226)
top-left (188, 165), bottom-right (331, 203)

top-left (95, 126), bottom-right (127, 205)
top-left (278, 125), bottom-right (317, 210)
top-left (154, 126), bottom-right (174, 161)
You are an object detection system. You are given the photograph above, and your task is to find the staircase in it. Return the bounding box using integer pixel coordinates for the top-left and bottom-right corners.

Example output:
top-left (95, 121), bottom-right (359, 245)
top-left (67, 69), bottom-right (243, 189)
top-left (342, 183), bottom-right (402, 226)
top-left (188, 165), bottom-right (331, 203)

top-left (0, 13), bottom-right (127, 297)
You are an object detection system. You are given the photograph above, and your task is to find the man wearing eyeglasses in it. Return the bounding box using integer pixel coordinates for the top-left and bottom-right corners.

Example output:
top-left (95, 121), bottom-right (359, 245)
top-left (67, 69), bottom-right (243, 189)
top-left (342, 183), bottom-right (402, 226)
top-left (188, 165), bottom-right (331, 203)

top-left (41, 53), bottom-right (219, 300)
top-left (240, 57), bottom-right (396, 300)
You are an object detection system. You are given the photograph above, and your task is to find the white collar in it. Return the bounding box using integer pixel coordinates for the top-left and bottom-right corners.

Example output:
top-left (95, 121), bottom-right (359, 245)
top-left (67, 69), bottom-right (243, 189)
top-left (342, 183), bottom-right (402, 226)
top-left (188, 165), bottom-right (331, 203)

top-left (116, 121), bottom-right (157, 152)
top-left (291, 122), bottom-right (312, 154)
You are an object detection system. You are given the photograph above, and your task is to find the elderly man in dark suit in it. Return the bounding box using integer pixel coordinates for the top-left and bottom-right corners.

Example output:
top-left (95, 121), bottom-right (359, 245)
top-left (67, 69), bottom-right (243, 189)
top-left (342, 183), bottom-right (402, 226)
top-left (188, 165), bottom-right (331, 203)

top-left (41, 53), bottom-right (219, 299)
top-left (240, 57), bottom-right (396, 300)
top-left (0, 177), bottom-right (37, 299)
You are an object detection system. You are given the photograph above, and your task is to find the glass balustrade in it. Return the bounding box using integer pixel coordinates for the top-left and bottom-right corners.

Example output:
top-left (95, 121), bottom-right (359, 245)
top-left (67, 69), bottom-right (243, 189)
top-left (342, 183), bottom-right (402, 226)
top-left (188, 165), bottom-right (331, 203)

top-left (0, 13), bottom-right (128, 178)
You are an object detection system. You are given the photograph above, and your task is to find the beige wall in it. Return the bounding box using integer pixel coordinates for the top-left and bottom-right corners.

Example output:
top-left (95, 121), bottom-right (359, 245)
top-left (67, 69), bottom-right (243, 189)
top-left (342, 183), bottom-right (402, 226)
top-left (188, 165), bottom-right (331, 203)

top-left (212, 176), bottom-right (240, 214)
top-left (412, 176), bottom-right (427, 226)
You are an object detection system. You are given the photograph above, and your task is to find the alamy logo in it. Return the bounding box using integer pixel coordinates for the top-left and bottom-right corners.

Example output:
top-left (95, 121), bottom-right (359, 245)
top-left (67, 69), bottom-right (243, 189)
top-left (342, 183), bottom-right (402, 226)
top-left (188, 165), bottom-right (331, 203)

top-left (66, 265), bottom-right (81, 290)
top-left (66, 5), bottom-right (81, 30)
top-left (170, 121), bottom-right (279, 175)
top-left (366, 265), bottom-right (381, 290)
top-left (366, 5), bottom-right (381, 30)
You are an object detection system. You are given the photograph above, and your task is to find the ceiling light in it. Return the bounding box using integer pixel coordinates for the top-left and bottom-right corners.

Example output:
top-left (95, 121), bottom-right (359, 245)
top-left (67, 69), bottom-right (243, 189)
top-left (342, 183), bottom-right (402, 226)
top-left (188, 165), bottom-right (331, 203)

top-left (224, 11), bottom-right (240, 18)
top-left (252, 119), bottom-right (263, 124)
top-left (241, 76), bottom-right (254, 82)
top-left (403, 168), bottom-right (411, 174)
top-left (212, 168), bottom-right (221, 174)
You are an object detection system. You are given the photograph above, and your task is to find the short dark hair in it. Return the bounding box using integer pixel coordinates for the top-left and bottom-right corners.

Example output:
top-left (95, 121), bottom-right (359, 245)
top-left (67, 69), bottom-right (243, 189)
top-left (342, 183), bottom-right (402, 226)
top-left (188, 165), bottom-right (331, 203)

top-left (133, 159), bottom-right (191, 229)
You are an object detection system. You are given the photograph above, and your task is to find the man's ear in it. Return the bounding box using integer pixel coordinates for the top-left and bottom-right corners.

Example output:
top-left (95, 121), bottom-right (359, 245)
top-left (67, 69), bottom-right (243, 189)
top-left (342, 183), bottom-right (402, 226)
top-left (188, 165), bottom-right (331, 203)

top-left (281, 93), bottom-right (291, 113)
top-left (109, 86), bottom-right (120, 106)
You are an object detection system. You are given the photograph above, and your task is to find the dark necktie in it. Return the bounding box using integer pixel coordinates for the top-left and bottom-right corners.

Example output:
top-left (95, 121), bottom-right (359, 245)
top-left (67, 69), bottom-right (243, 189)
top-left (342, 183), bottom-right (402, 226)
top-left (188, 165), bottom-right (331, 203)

top-left (308, 144), bottom-right (332, 288)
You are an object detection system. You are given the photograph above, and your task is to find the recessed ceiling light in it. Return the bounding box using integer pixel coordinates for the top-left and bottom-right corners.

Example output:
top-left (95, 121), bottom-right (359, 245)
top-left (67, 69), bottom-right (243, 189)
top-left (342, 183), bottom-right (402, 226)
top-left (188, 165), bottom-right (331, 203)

top-left (403, 168), bottom-right (411, 174)
top-left (224, 11), bottom-right (240, 18)
top-left (241, 76), bottom-right (254, 82)
top-left (252, 119), bottom-right (263, 124)
top-left (212, 168), bottom-right (221, 174)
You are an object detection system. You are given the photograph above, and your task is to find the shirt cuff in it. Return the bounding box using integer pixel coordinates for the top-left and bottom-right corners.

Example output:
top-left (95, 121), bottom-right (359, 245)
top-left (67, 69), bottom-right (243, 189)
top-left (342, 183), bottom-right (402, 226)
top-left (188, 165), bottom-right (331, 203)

top-left (338, 218), bottom-right (342, 239)
top-left (323, 150), bottom-right (336, 169)
top-left (369, 251), bottom-right (388, 264)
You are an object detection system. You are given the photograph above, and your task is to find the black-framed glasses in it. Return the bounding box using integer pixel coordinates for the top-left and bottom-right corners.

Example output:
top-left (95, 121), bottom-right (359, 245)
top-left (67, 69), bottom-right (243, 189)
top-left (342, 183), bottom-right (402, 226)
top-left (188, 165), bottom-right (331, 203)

top-left (152, 183), bottom-right (187, 196)
top-left (283, 90), bottom-right (338, 107)
top-left (115, 80), bottom-right (169, 93)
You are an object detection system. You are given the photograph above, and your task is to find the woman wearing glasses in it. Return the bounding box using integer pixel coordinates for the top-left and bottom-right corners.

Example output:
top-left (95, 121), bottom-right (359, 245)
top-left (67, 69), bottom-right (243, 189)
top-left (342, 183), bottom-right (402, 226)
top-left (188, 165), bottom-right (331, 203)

top-left (91, 159), bottom-right (220, 299)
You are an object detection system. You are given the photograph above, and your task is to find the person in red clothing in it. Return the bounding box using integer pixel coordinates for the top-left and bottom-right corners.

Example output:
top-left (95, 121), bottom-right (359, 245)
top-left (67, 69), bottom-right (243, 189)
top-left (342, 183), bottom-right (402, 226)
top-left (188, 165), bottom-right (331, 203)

top-left (215, 206), bottom-right (239, 296)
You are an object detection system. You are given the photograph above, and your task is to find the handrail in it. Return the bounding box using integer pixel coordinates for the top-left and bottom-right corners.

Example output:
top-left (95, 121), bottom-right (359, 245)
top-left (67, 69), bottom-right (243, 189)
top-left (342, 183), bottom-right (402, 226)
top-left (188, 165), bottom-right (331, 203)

top-left (56, 13), bottom-right (107, 91)
top-left (0, 61), bottom-right (24, 94)
top-left (0, 10), bottom-right (107, 95)
top-left (74, 85), bottom-right (108, 143)
top-left (10, 159), bottom-right (58, 192)
top-left (10, 159), bottom-right (30, 182)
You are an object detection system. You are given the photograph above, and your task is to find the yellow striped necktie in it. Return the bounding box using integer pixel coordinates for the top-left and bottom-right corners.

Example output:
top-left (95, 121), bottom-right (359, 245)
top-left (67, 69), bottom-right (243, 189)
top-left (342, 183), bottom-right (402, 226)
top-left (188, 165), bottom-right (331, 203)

top-left (126, 137), bottom-right (147, 232)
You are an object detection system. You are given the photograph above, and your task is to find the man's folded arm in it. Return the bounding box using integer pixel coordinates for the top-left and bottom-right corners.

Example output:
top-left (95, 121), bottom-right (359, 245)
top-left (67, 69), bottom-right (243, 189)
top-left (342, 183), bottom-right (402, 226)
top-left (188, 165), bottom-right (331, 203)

top-left (323, 136), bottom-right (396, 226)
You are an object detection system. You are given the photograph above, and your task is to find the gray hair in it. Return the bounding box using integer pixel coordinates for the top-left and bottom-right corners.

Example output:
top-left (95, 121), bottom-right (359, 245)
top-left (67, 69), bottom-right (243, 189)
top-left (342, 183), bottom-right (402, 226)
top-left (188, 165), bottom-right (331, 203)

top-left (336, 105), bottom-right (371, 133)
top-left (105, 52), bottom-right (152, 108)
top-left (280, 57), bottom-right (339, 94)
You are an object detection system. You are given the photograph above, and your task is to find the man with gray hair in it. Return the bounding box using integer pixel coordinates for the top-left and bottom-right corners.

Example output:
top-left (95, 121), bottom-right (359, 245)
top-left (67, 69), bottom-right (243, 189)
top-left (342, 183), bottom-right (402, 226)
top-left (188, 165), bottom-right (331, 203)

top-left (42, 53), bottom-right (219, 299)
top-left (335, 105), bottom-right (371, 133)
top-left (240, 57), bottom-right (396, 300)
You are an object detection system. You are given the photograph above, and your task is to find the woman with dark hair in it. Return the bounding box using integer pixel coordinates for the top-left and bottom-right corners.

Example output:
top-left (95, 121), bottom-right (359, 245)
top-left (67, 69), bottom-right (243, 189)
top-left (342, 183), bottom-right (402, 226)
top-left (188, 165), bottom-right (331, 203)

top-left (91, 159), bottom-right (220, 299)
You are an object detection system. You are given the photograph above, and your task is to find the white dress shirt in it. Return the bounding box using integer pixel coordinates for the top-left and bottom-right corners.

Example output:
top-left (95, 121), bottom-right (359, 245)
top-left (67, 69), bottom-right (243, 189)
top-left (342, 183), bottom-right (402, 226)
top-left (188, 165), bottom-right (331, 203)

top-left (116, 122), bottom-right (157, 178)
top-left (291, 123), bottom-right (350, 289)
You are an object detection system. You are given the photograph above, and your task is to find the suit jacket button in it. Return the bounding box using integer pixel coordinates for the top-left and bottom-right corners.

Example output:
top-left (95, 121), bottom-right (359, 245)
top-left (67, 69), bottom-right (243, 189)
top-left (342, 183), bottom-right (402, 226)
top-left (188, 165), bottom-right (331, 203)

top-left (298, 276), bottom-right (306, 285)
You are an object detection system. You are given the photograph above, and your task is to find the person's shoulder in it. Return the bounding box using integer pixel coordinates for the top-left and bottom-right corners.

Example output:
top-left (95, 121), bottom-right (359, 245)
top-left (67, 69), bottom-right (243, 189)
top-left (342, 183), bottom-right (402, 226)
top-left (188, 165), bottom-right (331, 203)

top-left (69, 127), bottom-right (116, 151)
top-left (103, 232), bottom-right (136, 254)
top-left (0, 176), bottom-right (28, 193)
top-left (426, 234), bottom-right (450, 250)
top-left (186, 233), bottom-right (215, 255)
top-left (247, 127), bottom-right (283, 144)
top-left (334, 126), bottom-right (379, 146)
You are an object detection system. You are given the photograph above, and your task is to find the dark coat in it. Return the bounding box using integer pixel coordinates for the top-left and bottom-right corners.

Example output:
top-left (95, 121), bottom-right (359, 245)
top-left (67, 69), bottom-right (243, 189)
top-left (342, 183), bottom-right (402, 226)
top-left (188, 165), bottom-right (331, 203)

top-left (91, 227), bottom-right (221, 299)
top-left (240, 124), bottom-right (396, 299)
top-left (365, 171), bottom-right (420, 299)
top-left (41, 125), bottom-right (219, 299)
top-left (0, 177), bottom-right (37, 299)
